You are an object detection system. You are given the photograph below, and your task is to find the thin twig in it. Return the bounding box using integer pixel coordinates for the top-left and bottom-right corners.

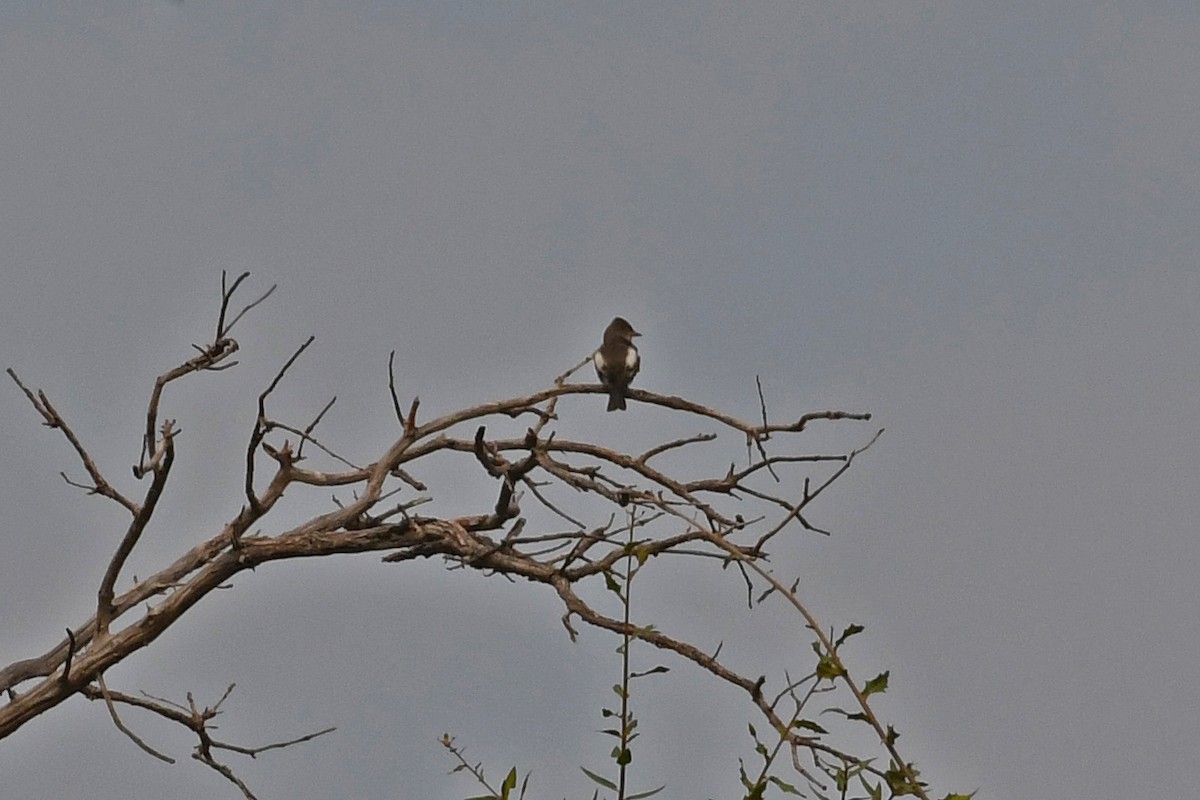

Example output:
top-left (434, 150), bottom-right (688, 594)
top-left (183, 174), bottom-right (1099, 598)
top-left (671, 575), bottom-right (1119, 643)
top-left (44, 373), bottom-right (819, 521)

top-left (6, 369), bottom-right (137, 513)
top-left (245, 336), bottom-right (315, 512)
top-left (387, 350), bottom-right (404, 426)
top-left (295, 396), bottom-right (337, 460)
top-left (59, 629), bottom-right (76, 686)
top-left (211, 726), bottom-right (337, 758)
top-left (97, 674), bottom-right (175, 764)
top-left (220, 271), bottom-right (277, 337)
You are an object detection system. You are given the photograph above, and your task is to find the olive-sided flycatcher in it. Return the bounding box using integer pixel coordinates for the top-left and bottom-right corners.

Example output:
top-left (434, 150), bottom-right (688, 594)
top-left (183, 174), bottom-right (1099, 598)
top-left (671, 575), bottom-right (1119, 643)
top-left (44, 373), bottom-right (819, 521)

top-left (593, 317), bottom-right (641, 411)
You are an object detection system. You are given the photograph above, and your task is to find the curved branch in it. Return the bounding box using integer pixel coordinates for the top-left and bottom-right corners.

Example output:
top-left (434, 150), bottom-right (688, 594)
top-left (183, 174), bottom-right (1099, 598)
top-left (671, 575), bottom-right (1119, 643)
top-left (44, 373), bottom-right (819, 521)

top-left (2, 283), bottom-right (935, 798)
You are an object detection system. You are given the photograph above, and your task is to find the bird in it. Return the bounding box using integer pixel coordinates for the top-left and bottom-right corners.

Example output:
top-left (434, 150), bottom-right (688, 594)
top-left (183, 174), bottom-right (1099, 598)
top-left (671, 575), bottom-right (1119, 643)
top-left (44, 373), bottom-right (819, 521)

top-left (593, 317), bottom-right (641, 412)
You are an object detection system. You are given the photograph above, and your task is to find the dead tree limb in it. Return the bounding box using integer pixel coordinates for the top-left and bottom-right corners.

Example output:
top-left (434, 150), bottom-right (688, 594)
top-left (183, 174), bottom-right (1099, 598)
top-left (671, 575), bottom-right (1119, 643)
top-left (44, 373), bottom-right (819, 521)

top-left (0, 277), bottom-right (933, 798)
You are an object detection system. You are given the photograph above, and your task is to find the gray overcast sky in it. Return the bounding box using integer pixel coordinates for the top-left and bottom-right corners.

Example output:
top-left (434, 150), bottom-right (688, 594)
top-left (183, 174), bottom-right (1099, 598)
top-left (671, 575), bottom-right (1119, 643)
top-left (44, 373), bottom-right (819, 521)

top-left (3, 2), bottom-right (1199, 798)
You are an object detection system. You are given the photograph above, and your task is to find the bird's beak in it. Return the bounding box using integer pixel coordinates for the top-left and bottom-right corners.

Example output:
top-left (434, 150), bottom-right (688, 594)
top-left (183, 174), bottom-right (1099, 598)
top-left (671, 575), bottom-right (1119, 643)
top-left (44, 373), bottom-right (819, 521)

top-left (632, 330), bottom-right (642, 337)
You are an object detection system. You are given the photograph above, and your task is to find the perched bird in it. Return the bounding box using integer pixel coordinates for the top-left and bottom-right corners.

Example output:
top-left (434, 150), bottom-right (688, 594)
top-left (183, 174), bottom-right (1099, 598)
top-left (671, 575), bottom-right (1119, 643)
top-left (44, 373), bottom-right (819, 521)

top-left (593, 317), bottom-right (641, 412)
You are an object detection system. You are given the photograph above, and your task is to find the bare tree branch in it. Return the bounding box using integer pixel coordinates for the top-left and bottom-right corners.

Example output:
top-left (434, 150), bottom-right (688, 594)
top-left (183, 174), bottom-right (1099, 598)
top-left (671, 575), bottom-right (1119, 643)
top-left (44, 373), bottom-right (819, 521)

top-left (97, 421), bottom-right (176, 637)
top-left (219, 271), bottom-right (276, 337)
top-left (76, 681), bottom-right (332, 799)
top-left (1, 277), bottom-right (941, 799)
top-left (6, 368), bottom-right (137, 514)
top-left (96, 674), bottom-right (175, 763)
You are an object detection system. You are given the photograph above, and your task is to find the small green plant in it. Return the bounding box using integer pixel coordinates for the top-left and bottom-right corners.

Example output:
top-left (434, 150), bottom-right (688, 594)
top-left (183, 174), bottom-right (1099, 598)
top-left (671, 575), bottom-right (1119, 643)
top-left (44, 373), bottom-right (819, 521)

top-left (579, 512), bottom-right (665, 800)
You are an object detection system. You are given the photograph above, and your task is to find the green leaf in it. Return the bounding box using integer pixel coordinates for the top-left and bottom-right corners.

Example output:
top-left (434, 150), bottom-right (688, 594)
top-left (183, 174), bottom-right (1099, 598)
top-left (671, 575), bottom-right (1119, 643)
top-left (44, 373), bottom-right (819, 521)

top-left (630, 665), bottom-right (669, 679)
top-left (499, 767), bottom-right (518, 800)
top-left (626, 785), bottom-right (666, 800)
top-left (884, 761), bottom-right (925, 796)
top-left (863, 670), bottom-right (890, 697)
top-left (860, 775), bottom-right (883, 800)
top-left (736, 756), bottom-right (754, 789)
top-left (793, 719), bottom-right (828, 734)
top-left (835, 623), bottom-right (865, 647)
top-left (822, 707), bottom-right (870, 723)
top-left (616, 747), bottom-right (632, 766)
top-left (815, 654), bottom-right (845, 680)
top-left (580, 767), bottom-right (616, 790)
top-left (767, 775), bottom-right (802, 796)
top-left (834, 766), bottom-right (849, 792)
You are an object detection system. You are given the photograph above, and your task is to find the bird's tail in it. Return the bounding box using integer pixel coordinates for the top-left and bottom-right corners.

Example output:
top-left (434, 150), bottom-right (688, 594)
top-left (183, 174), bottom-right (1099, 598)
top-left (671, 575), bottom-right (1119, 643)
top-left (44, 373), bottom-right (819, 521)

top-left (606, 391), bottom-right (627, 412)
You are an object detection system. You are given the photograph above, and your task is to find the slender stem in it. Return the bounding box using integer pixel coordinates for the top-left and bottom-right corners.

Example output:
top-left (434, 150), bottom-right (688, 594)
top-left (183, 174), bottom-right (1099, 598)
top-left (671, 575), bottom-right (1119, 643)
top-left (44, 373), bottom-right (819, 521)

top-left (700, 528), bottom-right (930, 800)
top-left (618, 512), bottom-right (635, 800)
